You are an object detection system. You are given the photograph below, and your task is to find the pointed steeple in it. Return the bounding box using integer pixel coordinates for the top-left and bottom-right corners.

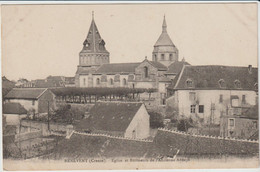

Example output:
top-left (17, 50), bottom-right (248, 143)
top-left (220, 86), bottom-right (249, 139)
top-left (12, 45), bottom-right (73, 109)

top-left (162, 15), bottom-right (167, 33)
top-left (82, 12), bottom-right (108, 53)
top-left (154, 15), bottom-right (174, 46)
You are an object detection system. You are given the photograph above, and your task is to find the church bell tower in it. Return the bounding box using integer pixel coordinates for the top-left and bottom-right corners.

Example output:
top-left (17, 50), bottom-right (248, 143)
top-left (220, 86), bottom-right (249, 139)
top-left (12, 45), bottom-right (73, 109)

top-left (152, 15), bottom-right (178, 67)
top-left (75, 12), bottom-right (110, 87)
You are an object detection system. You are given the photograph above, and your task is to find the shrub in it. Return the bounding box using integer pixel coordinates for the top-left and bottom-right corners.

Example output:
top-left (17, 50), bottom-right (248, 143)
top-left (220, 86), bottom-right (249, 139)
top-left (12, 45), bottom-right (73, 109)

top-left (148, 111), bottom-right (164, 129)
top-left (177, 118), bottom-right (193, 132)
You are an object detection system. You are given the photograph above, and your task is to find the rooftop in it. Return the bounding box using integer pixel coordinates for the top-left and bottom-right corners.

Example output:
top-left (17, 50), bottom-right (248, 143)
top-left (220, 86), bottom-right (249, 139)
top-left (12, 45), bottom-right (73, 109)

top-left (3, 102), bottom-right (27, 114)
top-left (95, 62), bottom-right (140, 74)
top-left (5, 88), bottom-right (48, 100)
top-left (169, 65), bottom-right (258, 90)
top-left (76, 102), bottom-right (143, 132)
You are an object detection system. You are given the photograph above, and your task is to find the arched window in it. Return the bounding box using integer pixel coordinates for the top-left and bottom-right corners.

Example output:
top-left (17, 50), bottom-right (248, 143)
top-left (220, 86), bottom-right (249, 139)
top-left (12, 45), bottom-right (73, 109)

top-left (96, 78), bottom-right (100, 85)
top-left (186, 79), bottom-right (193, 88)
top-left (234, 80), bottom-right (241, 89)
top-left (218, 79), bottom-right (225, 88)
top-left (154, 54), bottom-right (157, 61)
top-left (144, 66), bottom-right (148, 78)
top-left (110, 78), bottom-right (114, 85)
top-left (169, 54), bottom-right (173, 61)
top-left (123, 78), bottom-right (127, 86)
top-left (161, 54), bottom-right (165, 60)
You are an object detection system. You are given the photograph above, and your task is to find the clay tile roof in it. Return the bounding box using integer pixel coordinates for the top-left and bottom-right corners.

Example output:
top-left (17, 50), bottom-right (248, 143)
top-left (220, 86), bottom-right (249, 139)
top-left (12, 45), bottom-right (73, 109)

top-left (5, 88), bottom-right (47, 100)
top-left (166, 61), bottom-right (190, 74)
top-left (95, 63), bottom-right (140, 74)
top-left (169, 65), bottom-right (258, 90)
top-left (75, 102), bottom-right (143, 132)
top-left (3, 102), bottom-right (27, 114)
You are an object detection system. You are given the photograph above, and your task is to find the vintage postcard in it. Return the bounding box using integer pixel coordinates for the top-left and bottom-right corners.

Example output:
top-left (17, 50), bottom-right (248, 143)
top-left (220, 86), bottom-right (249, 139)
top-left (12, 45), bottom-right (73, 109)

top-left (1, 2), bottom-right (259, 171)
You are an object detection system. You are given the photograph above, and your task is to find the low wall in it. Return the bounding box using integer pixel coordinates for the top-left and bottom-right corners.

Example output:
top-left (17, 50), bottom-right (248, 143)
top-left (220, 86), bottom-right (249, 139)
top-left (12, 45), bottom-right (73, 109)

top-left (152, 128), bottom-right (259, 156)
top-left (15, 130), bottom-right (42, 142)
top-left (20, 120), bottom-right (70, 136)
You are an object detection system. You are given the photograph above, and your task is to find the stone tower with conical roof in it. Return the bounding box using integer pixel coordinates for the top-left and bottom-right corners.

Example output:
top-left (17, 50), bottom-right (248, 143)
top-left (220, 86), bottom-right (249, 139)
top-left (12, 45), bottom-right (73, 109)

top-left (75, 12), bottom-right (110, 87)
top-left (152, 15), bottom-right (178, 67)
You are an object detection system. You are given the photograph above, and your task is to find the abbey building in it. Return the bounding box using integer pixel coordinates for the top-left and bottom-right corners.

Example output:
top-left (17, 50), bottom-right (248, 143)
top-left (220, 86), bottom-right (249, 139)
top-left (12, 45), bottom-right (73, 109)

top-left (75, 15), bottom-right (189, 96)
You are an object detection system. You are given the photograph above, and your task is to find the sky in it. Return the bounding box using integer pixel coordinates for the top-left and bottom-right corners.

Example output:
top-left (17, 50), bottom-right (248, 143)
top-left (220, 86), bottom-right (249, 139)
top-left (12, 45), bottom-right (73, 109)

top-left (1, 3), bottom-right (258, 81)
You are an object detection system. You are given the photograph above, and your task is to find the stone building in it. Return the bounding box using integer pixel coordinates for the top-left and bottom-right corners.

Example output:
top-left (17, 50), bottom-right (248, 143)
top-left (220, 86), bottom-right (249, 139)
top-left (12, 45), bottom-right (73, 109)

top-left (4, 88), bottom-right (56, 114)
top-left (75, 102), bottom-right (150, 139)
top-left (220, 105), bottom-right (258, 139)
top-left (75, 14), bottom-right (190, 106)
top-left (166, 65), bottom-right (258, 124)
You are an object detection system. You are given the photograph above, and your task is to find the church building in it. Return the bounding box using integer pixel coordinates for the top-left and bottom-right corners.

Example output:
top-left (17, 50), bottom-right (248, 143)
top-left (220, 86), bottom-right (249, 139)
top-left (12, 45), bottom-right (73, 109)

top-left (75, 13), bottom-right (190, 105)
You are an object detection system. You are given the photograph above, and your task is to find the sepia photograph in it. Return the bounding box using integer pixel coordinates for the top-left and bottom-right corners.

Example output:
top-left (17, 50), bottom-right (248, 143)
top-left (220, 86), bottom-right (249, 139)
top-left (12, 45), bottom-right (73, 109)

top-left (1, 2), bottom-right (259, 170)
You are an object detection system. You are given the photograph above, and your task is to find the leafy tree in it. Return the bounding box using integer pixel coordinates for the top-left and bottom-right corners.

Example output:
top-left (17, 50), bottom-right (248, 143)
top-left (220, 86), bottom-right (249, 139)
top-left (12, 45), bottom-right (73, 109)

top-left (148, 111), bottom-right (164, 129)
top-left (177, 118), bottom-right (193, 132)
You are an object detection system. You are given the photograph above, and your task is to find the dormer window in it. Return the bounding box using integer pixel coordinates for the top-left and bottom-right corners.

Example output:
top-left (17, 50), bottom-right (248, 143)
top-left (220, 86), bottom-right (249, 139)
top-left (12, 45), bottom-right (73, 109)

top-left (186, 79), bottom-right (193, 88)
top-left (234, 80), bottom-right (241, 89)
top-left (218, 79), bottom-right (225, 88)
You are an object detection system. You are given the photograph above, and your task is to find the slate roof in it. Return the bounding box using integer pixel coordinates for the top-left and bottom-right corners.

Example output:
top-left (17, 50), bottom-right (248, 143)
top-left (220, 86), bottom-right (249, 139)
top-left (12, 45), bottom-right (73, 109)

top-left (154, 16), bottom-right (175, 47)
top-left (32, 79), bottom-right (64, 88)
top-left (65, 77), bottom-right (75, 84)
top-left (169, 65), bottom-right (258, 90)
top-left (95, 63), bottom-right (140, 74)
top-left (3, 102), bottom-right (27, 114)
top-left (5, 88), bottom-right (47, 100)
top-left (241, 105), bottom-right (258, 120)
top-left (76, 102), bottom-right (143, 132)
top-left (149, 61), bottom-right (167, 71)
top-left (166, 61), bottom-right (190, 74)
top-left (81, 18), bottom-right (108, 53)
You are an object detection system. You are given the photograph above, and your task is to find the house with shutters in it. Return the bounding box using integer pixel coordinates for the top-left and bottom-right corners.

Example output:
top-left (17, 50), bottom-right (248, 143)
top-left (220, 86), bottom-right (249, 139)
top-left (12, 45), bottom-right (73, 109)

top-left (75, 14), bottom-right (190, 106)
top-left (166, 65), bottom-right (258, 124)
top-left (220, 104), bottom-right (258, 139)
top-left (4, 88), bottom-right (56, 114)
top-left (75, 102), bottom-right (150, 139)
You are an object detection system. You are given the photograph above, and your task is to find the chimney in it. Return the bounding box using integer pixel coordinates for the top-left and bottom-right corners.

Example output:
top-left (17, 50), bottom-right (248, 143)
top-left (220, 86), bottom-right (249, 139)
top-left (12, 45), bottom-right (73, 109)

top-left (248, 65), bottom-right (252, 74)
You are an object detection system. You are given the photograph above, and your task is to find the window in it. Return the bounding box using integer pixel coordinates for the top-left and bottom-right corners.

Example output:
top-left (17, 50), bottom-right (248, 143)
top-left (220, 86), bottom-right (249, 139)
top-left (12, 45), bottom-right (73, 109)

top-left (219, 94), bottom-right (223, 103)
top-left (218, 79), bottom-right (225, 88)
top-left (32, 100), bottom-right (35, 106)
top-left (96, 78), bottom-right (100, 85)
top-left (83, 78), bottom-right (86, 86)
top-left (190, 105), bottom-right (196, 113)
top-left (234, 80), bottom-right (241, 89)
top-left (161, 54), bottom-right (165, 60)
top-left (123, 78), bottom-right (127, 86)
top-left (229, 118), bottom-right (235, 127)
top-left (189, 92), bottom-right (196, 101)
top-left (144, 66), bottom-right (148, 78)
top-left (242, 95), bottom-right (246, 104)
top-left (154, 54), bottom-right (157, 61)
top-left (110, 78), bottom-right (114, 85)
top-left (169, 54), bottom-right (173, 61)
top-left (186, 79), bottom-right (193, 88)
top-left (199, 105), bottom-right (204, 113)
